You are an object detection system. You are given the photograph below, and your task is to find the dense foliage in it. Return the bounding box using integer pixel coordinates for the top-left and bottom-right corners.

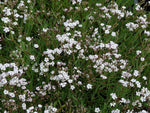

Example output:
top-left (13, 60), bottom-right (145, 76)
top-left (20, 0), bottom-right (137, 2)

top-left (0, 0), bottom-right (150, 113)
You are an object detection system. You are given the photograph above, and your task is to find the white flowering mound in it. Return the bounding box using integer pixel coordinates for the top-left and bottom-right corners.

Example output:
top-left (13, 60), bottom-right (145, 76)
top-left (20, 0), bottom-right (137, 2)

top-left (0, 0), bottom-right (150, 113)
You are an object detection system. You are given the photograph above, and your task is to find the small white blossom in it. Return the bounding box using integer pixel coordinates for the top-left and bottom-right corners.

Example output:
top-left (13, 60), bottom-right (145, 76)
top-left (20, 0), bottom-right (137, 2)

top-left (3, 90), bottom-right (9, 95)
top-left (105, 30), bottom-right (110, 34)
top-left (110, 93), bottom-right (117, 100)
top-left (34, 44), bottom-right (39, 48)
top-left (142, 76), bottom-right (147, 80)
top-left (140, 57), bottom-right (145, 61)
top-left (3, 27), bottom-right (10, 33)
top-left (110, 102), bottom-right (116, 107)
top-left (9, 92), bottom-right (15, 98)
top-left (100, 75), bottom-right (107, 79)
top-left (87, 84), bottom-right (92, 89)
top-left (43, 28), bottom-right (48, 32)
top-left (38, 104), bottom-right (42, 108)
top-left (27, 0), bottom-right (31, 3)
top-left (111, 109), bottom-right (120, 113)
top-left (136, 50), bottom-right (141, 55)
top-left (133, 70), bottom-right (139, 77)
top-left (70, 85), bottom-right (75, 90)
top-left (52, 107), bottom-right (57, 112)
top-left (95, 107), bottom-right (100, 113)
top-left (44, 57), bottom-right (49, 62)
top-left (60, 82), bottom-right (67, 88)
top-left (30, 55), bottom-right (35, 61)
top-left (26, 37), bottom-right (32, 41)
top-left (68, 79), bottom-right (73, 83)
top-left (111, 32), bottom-right (116, 37)
top-left (22, 103), bottom-right (26, 110)
top-left (1, 17), bottom-right (10, 23)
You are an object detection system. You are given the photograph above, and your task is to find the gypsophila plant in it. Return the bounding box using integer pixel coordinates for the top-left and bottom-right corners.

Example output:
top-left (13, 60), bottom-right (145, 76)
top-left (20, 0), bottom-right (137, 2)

top-left (0, 0), bottom-right (150, 112)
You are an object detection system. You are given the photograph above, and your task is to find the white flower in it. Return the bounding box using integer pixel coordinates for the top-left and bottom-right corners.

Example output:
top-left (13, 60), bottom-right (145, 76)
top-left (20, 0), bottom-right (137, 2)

top-left (38, 104), bottom-right (42, 108)
top-left (110, 41), bottom-right (118, 49)
top-left (126, 11), bottom-right (133, 17)
top-left (64, 19), bottom-right (79, 30)
top-left (100, 75), bottom-right (107, 79)
top-left (141, 25), bottom-right (146, 29)
top-left (60, 82), bottom-right (67, 88)
top-left (1, 17), bottom-right (10, 23)
top-left (111, 109), bottom-right (120, 113)
top-left (28, 106), bottom-right (34, 111)
top-left (78, 24), bottom-right (82, 27)
top-left (142, 76), bottom-right (147, 80)
top-left (68, 79), bottom-right (73, 83)
top-left (70, 85), bottom-right (75, 90)
top-left (1, 78), bottom-right (7, 84)
top-left (3, 27), bottom-right (10, 33)
top-left (111, 32), bottom-right (116, 37)
top-left (3, 7), bottom-right (11, 16)
top-left (3, 89), bottom-right (9, 95)
top-left (52, 107), bottom-right (57, 112)
top-left (26, 37), bottom-right (32, 41)
top-left (95, 107), bottom-right (100, 113)
top-left (78, 81), bottom-right (82, 85)
top-left (44, 57), bottom-right (49, 62)
top-left (87, 83), bottom-right (92, 89)
top-left (30, 55), bottom-right (35, 61)
top-left (43, 28), bottom-right (48, 32)
top-left (126, 22), bottom-right (139, 31)
top-left (84, 8), bottom-right (88, 11)
top-left (34, 44), bottom-right (39, 48)
top-left (4, 110), bottom-right (9, 113)
top-left (110, 102), bottom-right (116, 107)
top-left (110, 93), bottom-right (117, 100)
top-left (11, 31), bottom-right (15, 34)
top-left (144, 30), bottom-right (150, 36)
top-left (135, 81), bottom-right (141, 88)
top-left (135, 4), bottom-right (142, 11)
top-left (139, 110), bottom-right (148, 113)
top-left (136, 50), bottom-right (141, 55)
top-left (44, 110), bottom-right (49, 113)
top-left (66, 27), bottom-right (70, 31)
top-left (100, 23), bottom-right (104, 26)
top-left (133, 70), bottom-right (139, 77)
top-left (27, 0), bottom-right (31, 3)
top-left (22, 103), bottom-right (26, 110)
top-left (140, 57), bottom-right (145, 61)
top-left (105, 30), bottom-right (110, 34)
top-left (122, 6), bottom-right (126, 9)
top-left (96, 3), bottom-right (102, 7)
top-left (140, 96), bottom-right (146, 102)
top-left (9, 92), bottom-right (15, 98)
top-left (119, 98), bottom-right (127, 103)
top-left (14, 13), bottom-right (20, 18)
top-left (126, 110), bottom-right (134, 113)
top-left (75, 44), bottom-right (81, 50)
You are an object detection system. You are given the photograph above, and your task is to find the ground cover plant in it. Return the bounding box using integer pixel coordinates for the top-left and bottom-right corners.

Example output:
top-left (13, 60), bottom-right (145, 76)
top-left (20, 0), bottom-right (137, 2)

top-left (0, 0), bottom-right (150, 112)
